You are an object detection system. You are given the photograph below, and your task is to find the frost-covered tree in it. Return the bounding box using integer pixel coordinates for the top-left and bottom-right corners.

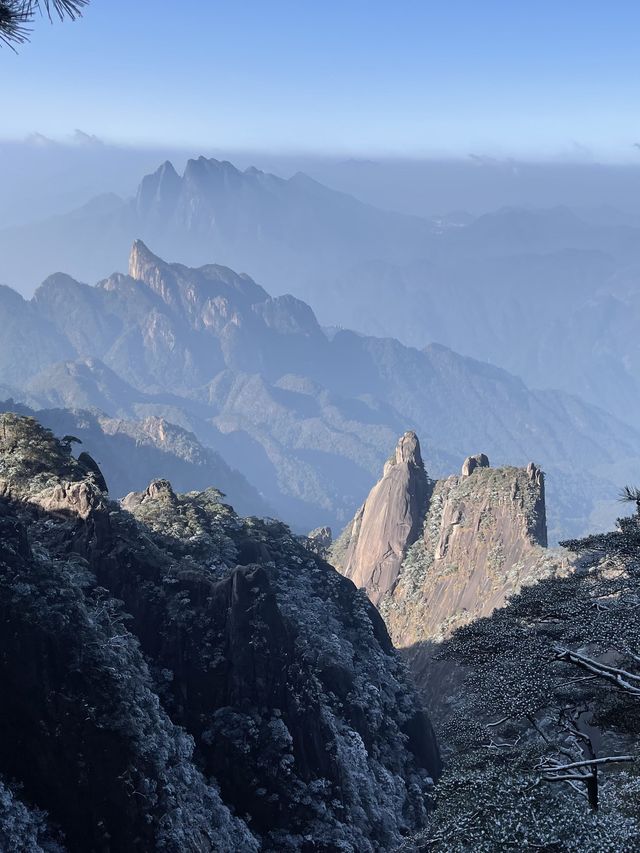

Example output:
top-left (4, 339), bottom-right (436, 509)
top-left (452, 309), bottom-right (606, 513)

top-left (403, 495), bottom-right (640, 850)
top-left (0, 778), bottom-right (64, 852)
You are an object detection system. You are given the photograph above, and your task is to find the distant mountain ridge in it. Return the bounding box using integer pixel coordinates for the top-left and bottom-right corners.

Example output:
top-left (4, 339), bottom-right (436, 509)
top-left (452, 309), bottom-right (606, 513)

top-left (2, 155), bottom-right (640, 430)
top-left (0, 156), bottom-right (433, 299)
top-left (1, 241), bottom-right (639, 542)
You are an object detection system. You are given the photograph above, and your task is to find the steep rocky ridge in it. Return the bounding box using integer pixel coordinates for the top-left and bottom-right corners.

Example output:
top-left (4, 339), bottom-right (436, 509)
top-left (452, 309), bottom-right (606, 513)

top-left (0, 242), bottom-right (639, 540)
top-left (0, 413), bottom-right (440, 851)
top-left (334, 431), bottom-right (430, 605)
top-left (380, 458), bottom-right (559, 647)
top-left (0, 156), bottom-right (433, 302)
top-left (333, 435), bottom-right (563, 650)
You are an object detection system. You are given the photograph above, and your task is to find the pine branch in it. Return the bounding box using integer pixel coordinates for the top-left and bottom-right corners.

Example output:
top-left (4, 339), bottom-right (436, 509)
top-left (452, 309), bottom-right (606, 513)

top-left (0, 0), bottom-right (88, 48)
top-left (620, 484), bottom-right (640, 506)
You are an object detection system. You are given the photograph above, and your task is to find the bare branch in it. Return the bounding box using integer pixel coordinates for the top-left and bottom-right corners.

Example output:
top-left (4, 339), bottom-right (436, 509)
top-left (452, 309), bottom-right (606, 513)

top-left (486, 715), bottom-right (511, 728)
top-left (538, 755), bottom-right (633, 773)
top-left (555, 647), bottom-right (640, 696)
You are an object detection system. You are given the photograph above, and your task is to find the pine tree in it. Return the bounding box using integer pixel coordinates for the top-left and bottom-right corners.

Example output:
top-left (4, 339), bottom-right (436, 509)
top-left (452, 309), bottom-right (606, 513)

top-left (405, 493), bottom-right (640, 850)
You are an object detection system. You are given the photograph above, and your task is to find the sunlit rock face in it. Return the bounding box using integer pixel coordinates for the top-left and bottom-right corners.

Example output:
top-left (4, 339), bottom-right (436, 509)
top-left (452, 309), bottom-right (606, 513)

top-left (0, 413), bottom-right (440, 852)
top-left (334, 431), bottom-right (430, 605)
top-left (461, 452), bottom-right (489, 478)
top-left (333, 433), bottom-right (561, 649)
top-left (382, 461), bottom-right (557, 649)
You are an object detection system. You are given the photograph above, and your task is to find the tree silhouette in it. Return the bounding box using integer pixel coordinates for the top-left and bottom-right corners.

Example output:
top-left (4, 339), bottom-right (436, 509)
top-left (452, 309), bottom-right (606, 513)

top-left (0, 0), bottom-right (87, 49)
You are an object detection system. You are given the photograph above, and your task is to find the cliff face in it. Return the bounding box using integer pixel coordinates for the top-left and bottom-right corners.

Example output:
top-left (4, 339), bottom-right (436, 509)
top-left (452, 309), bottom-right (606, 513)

top-left (333, 439), bottom-right (560, 650)
top-left (381, 459), bottom-right (556, 648)
top-left (0, 413), bottom-right (440, 852)
top-left (334, 432), bottom-right (430, 604)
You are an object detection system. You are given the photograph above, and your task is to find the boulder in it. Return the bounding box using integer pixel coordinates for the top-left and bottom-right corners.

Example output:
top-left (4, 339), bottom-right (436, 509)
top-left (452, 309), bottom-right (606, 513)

top-left (461, 453), bottom-right (490, 477)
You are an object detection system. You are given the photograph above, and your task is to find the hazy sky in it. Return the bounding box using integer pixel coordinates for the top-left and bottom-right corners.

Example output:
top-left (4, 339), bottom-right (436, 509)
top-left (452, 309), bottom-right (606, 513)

top-left (3, 0), bottom-right (640, 160)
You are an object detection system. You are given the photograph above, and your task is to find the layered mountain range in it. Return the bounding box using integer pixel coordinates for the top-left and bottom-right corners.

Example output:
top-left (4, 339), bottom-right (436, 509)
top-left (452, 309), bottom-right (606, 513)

top-left (0, 241), bottom-right (638, 542)
top-left (0, 413), bottom-right (440, 851)
top-left (2, 156), bottom-right (640, 428)
top-left (1, 152), bottom-right (638, 851)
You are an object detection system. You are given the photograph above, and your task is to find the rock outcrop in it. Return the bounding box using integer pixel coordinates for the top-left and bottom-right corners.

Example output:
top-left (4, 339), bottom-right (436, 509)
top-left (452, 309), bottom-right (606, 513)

top-left (461, 452), bottom-right (490, 477)
top-left (381, 461), bottom-right (557, 648)
top-left (0, 400), bottom-right (273, 519)
top-left (0, 414), bottom-right (440, 852)
top-left (333, 433), bottom-right (561, 648)
top-left (301, 524), bottom-right (333, 557)
top-left (333, 432), bottom-right (430, 604)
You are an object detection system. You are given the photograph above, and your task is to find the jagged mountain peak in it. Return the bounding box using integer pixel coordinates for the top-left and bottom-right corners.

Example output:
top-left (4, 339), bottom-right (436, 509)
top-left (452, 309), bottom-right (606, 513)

top-left (139, 159), bottom-right (179, 185)
top-left (158, 158), bottom-right (178, 176)
top-left (127, 239), bottom-right (186, 311)
top-left (335, 430), bottom-right (431, 604)
top-left (333, 436), bottom-right (559, 648)
top-left (135, 160), bottom-right (182, 219)
top-left (128, 238), bottom-right (164, 282)
top-left (127, 240), bottom-right (271, 314)
top-left (183, 155), bottom-right (245, 184)
top-left (392, 429), bottom-right (424, 468)
top-left (137, 156), bottom-right (288, 207)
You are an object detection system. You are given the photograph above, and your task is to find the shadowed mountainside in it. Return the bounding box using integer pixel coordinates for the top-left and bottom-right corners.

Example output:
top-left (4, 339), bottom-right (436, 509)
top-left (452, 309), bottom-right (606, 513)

top-left (0, 413), bottom-right (440, 852)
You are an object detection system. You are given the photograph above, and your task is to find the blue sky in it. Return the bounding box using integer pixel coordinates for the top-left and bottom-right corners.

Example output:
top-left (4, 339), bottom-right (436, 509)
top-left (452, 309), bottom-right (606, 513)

top-left (3, 0), bottom-right (640, 160)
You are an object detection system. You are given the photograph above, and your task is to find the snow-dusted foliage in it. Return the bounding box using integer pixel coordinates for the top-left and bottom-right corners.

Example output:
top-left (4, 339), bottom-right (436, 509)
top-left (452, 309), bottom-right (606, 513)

top-left (0, 480), bottom-right (258, 850)
top-left (0, 414), bottom-right (439, 851)
top-left (0, 779), bottom-right (65, 853)
top-left (402, 502), bottom-right (640, 851)
top-left (400, 761), bottom-right (640, 852)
